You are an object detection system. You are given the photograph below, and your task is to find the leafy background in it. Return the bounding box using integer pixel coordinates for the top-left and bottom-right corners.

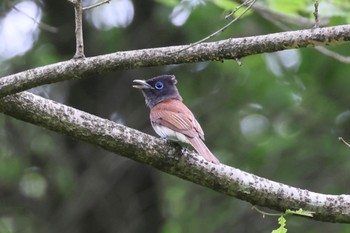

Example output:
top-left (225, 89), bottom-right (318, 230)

top-left (0, 0), bottom-right (350, 232)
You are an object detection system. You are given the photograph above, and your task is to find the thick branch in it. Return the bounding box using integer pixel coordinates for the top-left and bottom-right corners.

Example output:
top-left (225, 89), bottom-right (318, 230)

top-left (1, 25), bottom-right (350, 98)
top-left (0, 91), bottom-right (349, 223)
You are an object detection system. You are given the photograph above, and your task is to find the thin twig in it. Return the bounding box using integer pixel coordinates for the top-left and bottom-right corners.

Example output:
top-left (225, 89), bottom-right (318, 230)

top-left (251, 1), bottom-right (349, 64)
top-left (11, 5), bottom-right (58, 33)
top-left (338, 137), bottom-right (350, 148)
top-left (83, 0), bottom-right (111, 11)
top-left (225, 0), bottom-right (254, 19)
top-left (173, 0), bottom-right (257, 54)
top-left (252, 206), bottom-right (282, 217)
top-left (71, 0), bottom-right (85, 59)
top-left (252, 3), bottom-right (321, 28)
top-left (315, 47), bottom-right (350, 64)
top-left (313, 0), bottom-right (319, 28)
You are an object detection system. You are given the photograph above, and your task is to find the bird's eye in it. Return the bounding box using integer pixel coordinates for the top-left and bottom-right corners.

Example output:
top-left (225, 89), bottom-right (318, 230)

top-left (154, 81), bottom-right (164, 90)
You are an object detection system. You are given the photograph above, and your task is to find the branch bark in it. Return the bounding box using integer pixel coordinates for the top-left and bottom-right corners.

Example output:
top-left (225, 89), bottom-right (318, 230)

top-left (0, 91), bottom-right (349, 223)
top-left (71, 0), bottom-right (85, 58)
top-left (1, 24), bottom-right (350, 98)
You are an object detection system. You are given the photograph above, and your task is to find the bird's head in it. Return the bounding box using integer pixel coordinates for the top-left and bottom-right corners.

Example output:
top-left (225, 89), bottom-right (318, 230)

top-left (133, 74), bottom-right (182, 108)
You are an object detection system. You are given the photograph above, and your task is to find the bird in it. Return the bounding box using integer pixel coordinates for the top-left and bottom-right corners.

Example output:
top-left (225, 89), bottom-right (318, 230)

top-left (133, 74), bottom-right (220, 164)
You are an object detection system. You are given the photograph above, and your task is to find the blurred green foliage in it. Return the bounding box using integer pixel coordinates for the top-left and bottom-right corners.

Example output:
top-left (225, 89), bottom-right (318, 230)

top-left (1, 0), bottom-right (350, 233)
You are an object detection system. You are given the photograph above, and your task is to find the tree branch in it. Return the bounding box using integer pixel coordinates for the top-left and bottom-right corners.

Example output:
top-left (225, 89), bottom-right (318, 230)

top-left (250, 2), bottom-right (325, 27)
top-left (1, 24), bottom-right (350, 98)
top-left (315, 46), bottom-right (350, 63)
top-left (70, 0), bottom-right (85, 58)
top-left (0, 91), bottom-right (349, 223)
top-left (175, 0), bottom-right (257, 53)
top-left (82, 0), bottom-right (111, 11)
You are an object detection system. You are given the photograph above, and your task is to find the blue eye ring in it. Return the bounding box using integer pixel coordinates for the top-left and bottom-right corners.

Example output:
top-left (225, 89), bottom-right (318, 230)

top-left (154, 81), bottom-right (164, 90)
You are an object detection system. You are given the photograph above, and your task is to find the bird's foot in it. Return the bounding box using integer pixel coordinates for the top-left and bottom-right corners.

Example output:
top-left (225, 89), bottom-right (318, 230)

top-left (181, 147), bottom-right (190, 154)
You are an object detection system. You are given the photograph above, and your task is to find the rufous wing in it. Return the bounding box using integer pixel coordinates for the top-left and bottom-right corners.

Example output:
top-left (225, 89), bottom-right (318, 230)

top-left (150, 99), bottom-right (201, 138)
top-left (150, 99), bottom-right (220, 164)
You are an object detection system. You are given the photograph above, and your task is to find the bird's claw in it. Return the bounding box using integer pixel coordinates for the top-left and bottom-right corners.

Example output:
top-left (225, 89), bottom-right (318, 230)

top-left (181, 147), bottom-right (190, 154)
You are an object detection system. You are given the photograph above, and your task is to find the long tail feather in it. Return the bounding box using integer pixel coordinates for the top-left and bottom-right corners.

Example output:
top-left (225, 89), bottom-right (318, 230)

top-left (187, 137), bottom-right (220, 164)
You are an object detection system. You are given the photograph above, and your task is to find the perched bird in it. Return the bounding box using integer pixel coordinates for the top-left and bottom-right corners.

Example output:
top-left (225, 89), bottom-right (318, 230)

top-left (133, 74), bottom-right (220, 164)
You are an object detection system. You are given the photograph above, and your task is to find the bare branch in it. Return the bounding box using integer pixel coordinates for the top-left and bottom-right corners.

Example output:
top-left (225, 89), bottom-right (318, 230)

top-left (70, 0), bottom-right (85, 58)
top-left (225, 0), bottom-right (254, 19)
top-left (83, 0), bottom-right (111, 11)
top-left (313, 0), bottom-right (319, 28)
top-left (234, 0), bottom-right (328, 27)
top-left (0, 91), bottom-right (349, 223)
top-left (251, 2), bottom-right (325, 28)
top-left (315, 47), bottom-right (350, 63)
top-left (12, 5), bottom-right (58, 33)
top-left (338, 137), bottom-right (350, 148)
top-left (0, 24), bottom-right (349, 98)
top-left (249, 3), bottom-right (350, 63)
top-left (174, 0), bottom-right (257, 53)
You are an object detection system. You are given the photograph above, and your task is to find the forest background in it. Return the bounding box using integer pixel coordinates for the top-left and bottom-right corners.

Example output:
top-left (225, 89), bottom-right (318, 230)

top-left (0, 0), bottom-right (350, 232)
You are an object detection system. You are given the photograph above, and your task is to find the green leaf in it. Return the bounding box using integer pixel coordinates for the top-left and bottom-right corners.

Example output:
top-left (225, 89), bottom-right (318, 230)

top-left (272, 216), bottom-right (287, 233)
top-left (285, 208), bottom-right (315, 217)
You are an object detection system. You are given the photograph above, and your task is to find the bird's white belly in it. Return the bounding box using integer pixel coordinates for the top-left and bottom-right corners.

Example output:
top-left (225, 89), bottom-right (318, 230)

top-left (152, 125), bottom-right (190, 144)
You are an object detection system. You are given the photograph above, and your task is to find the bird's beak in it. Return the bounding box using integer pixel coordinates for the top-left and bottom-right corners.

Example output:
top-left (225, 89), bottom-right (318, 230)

top-left (133, 79), bottom-right (154, 89)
